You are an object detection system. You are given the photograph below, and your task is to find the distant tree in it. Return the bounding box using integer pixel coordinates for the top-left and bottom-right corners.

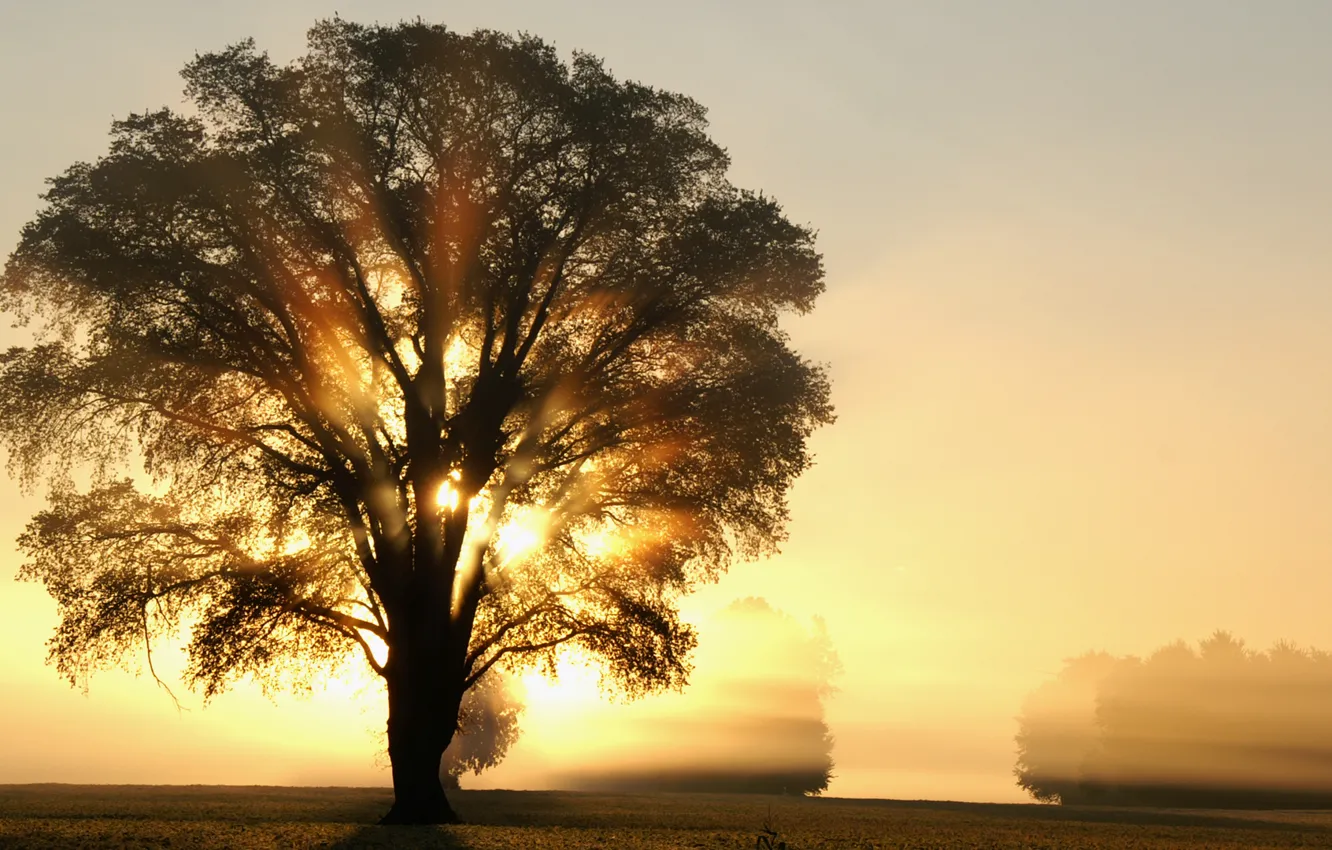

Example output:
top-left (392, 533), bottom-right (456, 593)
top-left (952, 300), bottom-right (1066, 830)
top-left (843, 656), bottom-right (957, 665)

top-left (566, 597), bottom-right (841, 796)
top-left (0, 19), bottom-right (832, 823)
top-left (699, 598), bottom-right (840, 796)
top-left (440, 671), bottom-right (522, 790)
top-left (1016, 633), bottom-right (1332, 808)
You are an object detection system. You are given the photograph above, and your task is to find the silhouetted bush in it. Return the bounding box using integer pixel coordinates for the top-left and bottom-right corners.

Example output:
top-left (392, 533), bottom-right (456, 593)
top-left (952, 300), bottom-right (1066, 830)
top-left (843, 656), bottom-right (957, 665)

top-left (440, 671), bottom-right (523, 790)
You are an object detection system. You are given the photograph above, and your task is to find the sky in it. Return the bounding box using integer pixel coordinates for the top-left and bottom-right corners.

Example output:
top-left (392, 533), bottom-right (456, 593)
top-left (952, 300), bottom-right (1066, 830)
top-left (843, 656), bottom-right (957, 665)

top-left (2, 0), bottom-right (1332, 803)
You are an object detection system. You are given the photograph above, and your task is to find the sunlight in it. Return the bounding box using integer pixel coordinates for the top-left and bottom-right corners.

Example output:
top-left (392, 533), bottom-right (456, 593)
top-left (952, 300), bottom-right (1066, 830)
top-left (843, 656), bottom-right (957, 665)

top-left (281, 529), bottom-right (312, 556)
top-left (495, 506), bottom-right (550, 565)
top-left (362, 631), bottom-right (389, 671)
top-left (443, 334), bottom-right (470, 383)
top-left (520, 652), bottom-right (603, 715)
top-left (582, 528), bottom-right (613, 559)
top-left (436, 469), bottom-right (463, 513)
top-left (512, 650), bottom-right (647, 763)
top-left (442, 334), bottom-right (474, 417)
top-left (393, 336), bottom-right (421, 373)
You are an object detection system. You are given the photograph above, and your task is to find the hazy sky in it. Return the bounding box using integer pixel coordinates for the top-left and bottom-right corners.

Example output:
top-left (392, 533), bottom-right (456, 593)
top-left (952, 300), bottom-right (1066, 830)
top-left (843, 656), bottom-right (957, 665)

top-left (2, 0), bottom-right (1332, 803)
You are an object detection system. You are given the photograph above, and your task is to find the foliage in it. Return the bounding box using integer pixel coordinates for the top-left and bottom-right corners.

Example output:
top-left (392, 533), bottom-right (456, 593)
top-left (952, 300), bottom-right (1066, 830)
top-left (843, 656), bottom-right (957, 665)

top-left (0, 16), bottom-right (832, 820)
top-left (1016, 632), bottom-right (1332, 807)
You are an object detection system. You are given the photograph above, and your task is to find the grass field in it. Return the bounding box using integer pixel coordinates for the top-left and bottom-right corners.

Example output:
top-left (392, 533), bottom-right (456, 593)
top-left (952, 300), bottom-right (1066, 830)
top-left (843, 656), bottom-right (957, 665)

top-left (3, 785), bottom-right (1332, 849)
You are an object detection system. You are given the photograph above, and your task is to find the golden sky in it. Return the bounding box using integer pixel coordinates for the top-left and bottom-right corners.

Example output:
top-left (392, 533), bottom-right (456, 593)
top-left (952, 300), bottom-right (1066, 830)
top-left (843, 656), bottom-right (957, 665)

top-left (2, 1), bottom-right (1331, 803)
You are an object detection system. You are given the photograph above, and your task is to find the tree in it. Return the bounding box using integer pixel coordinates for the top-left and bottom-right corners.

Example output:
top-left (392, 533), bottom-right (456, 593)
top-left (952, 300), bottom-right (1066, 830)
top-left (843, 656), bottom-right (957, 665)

top-left (1013, 652), bottom-right (1123, 804)
top-left (0, 19), bottom-right (833, 823)
top-left (691, 598), bottom-right (840, 796)
top-left (556, 597), bottom-right (840, 796)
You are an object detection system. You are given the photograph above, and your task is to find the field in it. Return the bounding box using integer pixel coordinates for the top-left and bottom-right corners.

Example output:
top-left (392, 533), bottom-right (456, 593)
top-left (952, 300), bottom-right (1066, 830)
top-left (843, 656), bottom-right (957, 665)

top-left (3, 785), bottom-right (1332, 849)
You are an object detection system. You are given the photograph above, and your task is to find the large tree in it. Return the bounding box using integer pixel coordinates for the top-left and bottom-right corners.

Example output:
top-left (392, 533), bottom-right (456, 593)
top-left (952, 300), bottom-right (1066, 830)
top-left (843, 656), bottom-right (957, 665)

top-left (0, 19), bottom-right (832, 823)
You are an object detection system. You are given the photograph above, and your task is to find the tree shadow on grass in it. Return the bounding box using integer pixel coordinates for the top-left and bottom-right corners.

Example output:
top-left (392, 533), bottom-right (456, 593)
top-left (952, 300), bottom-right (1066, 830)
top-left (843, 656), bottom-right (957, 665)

top-left (322, 825), bottom-right (472, 849)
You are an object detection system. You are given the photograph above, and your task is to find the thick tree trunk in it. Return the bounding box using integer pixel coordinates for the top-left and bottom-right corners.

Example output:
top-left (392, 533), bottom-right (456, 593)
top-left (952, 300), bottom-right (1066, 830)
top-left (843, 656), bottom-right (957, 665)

top-left (379, 668), bottom-right (460, 825)
top-left (381, 740), bottom-right (456, 824)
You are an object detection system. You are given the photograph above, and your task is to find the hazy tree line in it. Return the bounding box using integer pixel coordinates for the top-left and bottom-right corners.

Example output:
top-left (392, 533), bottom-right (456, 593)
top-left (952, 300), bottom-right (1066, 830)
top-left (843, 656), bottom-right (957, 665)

top-left (1016, 632), bottom-right (1332, 807)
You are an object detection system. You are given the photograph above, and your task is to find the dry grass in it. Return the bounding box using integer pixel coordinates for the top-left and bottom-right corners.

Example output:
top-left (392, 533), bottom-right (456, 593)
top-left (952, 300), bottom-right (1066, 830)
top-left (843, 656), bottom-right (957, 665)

top-left (3, 784), bottom-right (1332, 848)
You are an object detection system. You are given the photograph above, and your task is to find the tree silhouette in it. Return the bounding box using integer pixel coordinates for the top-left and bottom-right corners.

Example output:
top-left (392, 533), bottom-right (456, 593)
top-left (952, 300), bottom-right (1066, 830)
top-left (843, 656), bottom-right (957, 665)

top-left (0, 19), bottom-right (832, 823)
top-left (1013, 651), bottom-right (1122, 804)
top-left (1016, 633), bottom-right (1332, 807)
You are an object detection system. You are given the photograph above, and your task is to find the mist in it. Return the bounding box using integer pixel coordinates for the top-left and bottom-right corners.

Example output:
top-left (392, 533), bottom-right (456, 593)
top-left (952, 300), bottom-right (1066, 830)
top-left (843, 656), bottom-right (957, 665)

top-left (467, 598), bottom-right (840, 795)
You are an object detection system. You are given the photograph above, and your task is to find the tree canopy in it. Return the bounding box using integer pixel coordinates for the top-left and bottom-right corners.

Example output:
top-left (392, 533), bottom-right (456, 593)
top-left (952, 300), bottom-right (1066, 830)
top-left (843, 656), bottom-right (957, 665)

top-left (0, 18), bottom-right (832, 822)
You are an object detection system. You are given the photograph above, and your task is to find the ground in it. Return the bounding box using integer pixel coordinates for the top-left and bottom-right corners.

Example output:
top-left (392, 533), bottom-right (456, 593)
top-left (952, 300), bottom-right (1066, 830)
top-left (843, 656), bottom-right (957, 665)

top-left (2, 785), bottom-right (1332, 849)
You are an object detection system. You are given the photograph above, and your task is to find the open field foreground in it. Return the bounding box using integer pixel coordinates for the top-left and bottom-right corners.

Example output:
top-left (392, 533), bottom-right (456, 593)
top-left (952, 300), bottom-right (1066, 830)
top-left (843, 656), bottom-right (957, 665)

top-left (3, 787), bottom-right (1332, 849)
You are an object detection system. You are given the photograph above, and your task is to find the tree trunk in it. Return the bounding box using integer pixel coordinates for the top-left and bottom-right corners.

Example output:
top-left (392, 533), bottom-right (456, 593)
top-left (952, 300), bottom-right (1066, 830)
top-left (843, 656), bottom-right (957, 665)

top-left (380, 668), bottom-right (460, 825)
